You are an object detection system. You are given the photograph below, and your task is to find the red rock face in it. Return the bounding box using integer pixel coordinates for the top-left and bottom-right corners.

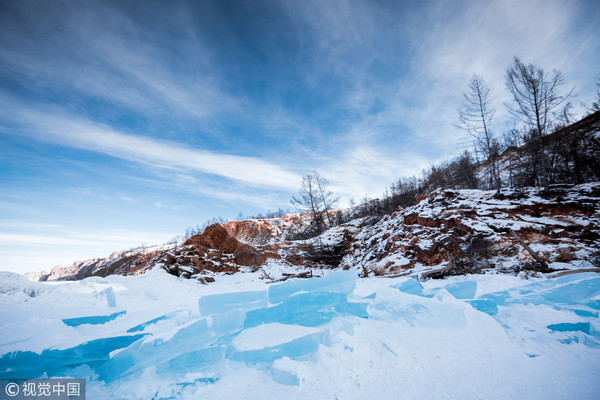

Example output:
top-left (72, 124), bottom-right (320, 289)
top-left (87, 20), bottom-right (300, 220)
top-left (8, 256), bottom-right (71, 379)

top-left (185, 224), bottom-right (248, 255)
top-left (414, 194), bottom-right (427, 205)
top-left (222, 220), bottom-right (277, 244)
top-left (150, 222), bottom-right (318, 279)
top-left (403, 214), bottom-right (468, 230)
top-left (182, 224), bottom-right (267, 267)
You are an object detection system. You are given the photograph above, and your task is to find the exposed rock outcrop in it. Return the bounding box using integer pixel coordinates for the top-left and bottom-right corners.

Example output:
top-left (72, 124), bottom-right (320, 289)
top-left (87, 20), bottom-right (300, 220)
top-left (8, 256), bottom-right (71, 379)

top-left (221, 214), bottom-right (302, 245)
top-left (340, 183), bottom-right (600, 277)
top-left (148, 224), bottom-right (280, 280)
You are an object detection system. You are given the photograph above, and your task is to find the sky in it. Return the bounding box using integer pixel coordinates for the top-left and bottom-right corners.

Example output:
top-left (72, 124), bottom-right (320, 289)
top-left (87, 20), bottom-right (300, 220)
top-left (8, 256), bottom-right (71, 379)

top-left (1, 0), bottom-right (599, 273)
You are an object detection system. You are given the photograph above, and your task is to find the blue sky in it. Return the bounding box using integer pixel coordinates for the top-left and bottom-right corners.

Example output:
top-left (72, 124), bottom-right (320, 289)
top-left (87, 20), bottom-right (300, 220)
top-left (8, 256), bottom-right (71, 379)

top-left (1, 0), bottom-right (599, 273)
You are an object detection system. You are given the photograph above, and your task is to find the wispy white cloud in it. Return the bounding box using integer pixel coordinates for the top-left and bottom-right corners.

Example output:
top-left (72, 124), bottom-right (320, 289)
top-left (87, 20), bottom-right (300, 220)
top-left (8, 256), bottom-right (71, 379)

top-left (0, 98), bottom-right (301, 190)
top-left (0, 231), bottom-right (166, 246)
top-left (322, 145), bottom-right (431, 202)
top-left (117, 171), bottom-right (291, 210)
top-left (0, 201), bottom-right (42, 215)
top-left (0, 0), bottom-right (239, 137)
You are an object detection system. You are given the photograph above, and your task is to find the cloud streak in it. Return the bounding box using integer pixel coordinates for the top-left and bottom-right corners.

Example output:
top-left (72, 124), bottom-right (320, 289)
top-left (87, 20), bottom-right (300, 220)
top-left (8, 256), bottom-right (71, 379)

top-left (1, 99), bottom-right (301, 190)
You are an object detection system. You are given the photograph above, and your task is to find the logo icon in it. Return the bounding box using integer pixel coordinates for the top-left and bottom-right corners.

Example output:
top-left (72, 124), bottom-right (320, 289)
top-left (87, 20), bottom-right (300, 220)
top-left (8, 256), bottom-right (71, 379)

top-left (5, 382), bottom-right (19, 397)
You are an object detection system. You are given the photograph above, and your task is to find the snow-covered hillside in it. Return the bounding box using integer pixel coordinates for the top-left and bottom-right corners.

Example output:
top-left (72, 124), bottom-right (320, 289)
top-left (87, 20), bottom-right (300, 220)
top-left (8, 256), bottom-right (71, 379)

top-left (342, 183), bottom-right (600, 277)
top-left (1, 269), bottom-right (599, 399)
top-left (27, 182), bottom-right (600, 284)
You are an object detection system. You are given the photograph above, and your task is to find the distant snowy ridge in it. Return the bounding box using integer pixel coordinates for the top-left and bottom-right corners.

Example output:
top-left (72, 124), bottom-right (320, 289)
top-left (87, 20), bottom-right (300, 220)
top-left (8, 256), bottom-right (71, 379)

top-left (26, 244), bottom-right (175, 282)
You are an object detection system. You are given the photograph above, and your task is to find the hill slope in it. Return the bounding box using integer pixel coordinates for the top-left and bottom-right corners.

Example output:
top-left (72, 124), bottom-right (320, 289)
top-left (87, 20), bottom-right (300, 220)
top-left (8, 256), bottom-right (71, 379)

top-left (27, 182), bottom-right (600, 282)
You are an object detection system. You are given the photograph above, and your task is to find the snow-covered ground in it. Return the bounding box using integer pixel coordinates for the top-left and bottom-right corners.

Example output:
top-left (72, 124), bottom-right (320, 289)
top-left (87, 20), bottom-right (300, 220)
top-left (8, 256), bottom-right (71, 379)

top-left (1, 268), bottom-right (599, 399)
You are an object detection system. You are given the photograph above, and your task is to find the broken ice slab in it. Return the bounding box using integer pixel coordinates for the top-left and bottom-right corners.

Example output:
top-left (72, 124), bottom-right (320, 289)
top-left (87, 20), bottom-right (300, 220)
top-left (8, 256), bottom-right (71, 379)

top-left (554, 305), bottom-right (599, 318)
top-left (541, 277), bottom-right (600, 304)
top-left (126, 311), bottom-right (179, 333)
top-left (483, 273), bottom-right (592, 305)
top-left (550, 322), bottom-right (600, 348)
top-left (422, 281), bottom-right (477, 300)
top-left (442, 280), bottom-right (477, 299)
top-left (198, 290), bottom-right (268, 316)
top-left (62, 310), bottom-right (126, 327)
top-left (392, 278), bottom-right (477, 300)
top-left (155, 345), bottom-right (225, 375)
top-left (268, 270), bottom-right (357, 304)
top-left (392, 279), bottom-right (424, 296)
top-left (226, 334), bottom-right (323, 364)
top-left (466, 299), bottom-right (498, 316)
top-left (226, 323), bottom-right (326, 364)
top-left (0, 334), bottom-right (145, 379)
top-left (481, 274), bottom-right (600, 307)
top-left (368, 287), bottom-right (467, 328)
top-left (100, 310), bottom-right (245, 382)
top-left (243, 291), bottom-right (368, 329)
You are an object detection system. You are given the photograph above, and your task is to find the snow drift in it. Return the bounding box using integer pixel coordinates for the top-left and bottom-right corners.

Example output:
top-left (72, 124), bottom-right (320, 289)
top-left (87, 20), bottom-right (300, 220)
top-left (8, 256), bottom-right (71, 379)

top-left (1, 268), bottom-right (599, 399)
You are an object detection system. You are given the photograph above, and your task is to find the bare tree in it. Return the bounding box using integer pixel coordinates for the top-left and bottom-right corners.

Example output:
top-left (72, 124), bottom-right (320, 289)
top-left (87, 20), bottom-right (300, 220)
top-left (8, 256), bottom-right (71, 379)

top-left (291, 173), bottom-right (322, 232)
top-left (290, 171), bottom-right (339, 237)
top-left (313, 170), bottom-right (338, 227)
top-left (457, 74), bottom-right (499, 189)
top-left (505, 56), bottom-right (574, 187)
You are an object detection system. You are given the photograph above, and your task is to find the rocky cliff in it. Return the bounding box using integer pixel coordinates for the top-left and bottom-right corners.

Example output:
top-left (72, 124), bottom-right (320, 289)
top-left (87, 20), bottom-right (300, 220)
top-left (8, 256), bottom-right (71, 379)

top-left (340, 183), bottom-right (600, 278)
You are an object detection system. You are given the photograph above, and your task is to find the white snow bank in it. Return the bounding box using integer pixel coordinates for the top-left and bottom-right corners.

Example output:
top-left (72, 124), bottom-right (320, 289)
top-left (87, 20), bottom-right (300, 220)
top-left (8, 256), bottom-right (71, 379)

top-left (1, 270), bottom-right (599, 400)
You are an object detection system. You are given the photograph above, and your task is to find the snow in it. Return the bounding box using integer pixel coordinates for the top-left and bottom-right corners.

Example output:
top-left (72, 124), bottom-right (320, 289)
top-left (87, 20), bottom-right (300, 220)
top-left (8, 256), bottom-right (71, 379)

top-left (1, 269), bottom-right (600, 399)
top-left (416, 239), bottom-right (434, 251)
